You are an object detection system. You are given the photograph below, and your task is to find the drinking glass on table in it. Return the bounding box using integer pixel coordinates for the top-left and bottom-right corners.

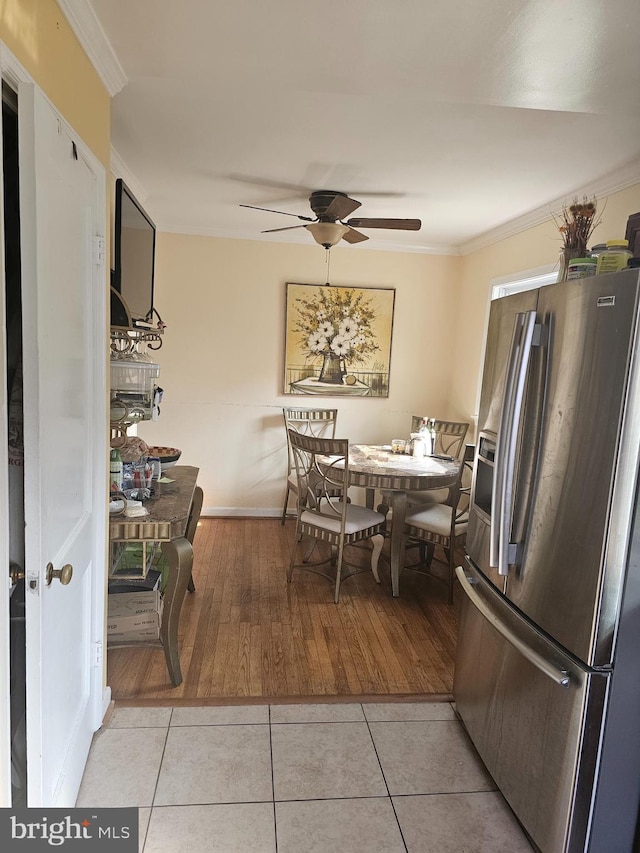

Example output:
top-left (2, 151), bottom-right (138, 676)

top-left (391, 438), bottom-right (406, 454)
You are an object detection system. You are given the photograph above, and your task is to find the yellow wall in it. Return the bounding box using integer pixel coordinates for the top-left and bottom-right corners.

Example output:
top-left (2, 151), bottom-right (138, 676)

top-left (0, 0), bottom-right (110, 166)
top-left (138, 234), bottom-right (461, 513)
top-left (449, 182), bottom-right (640, 430)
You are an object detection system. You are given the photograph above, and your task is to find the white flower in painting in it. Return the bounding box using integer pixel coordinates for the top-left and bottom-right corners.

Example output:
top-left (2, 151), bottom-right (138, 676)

top-left (339, 317), bottom-right (358, 339)
top-left (330, 335), bottom-right (351, 356)
top-left (352, 312), bottom-right (361, 322)
top-left (353, 334), bottom-right (367, 347)
top-left (318, 321), bottom-right (333, 336)
top-left (317, 310), bottom-right (326, 320)
top-left (308, 332), bottom-right (328, 353)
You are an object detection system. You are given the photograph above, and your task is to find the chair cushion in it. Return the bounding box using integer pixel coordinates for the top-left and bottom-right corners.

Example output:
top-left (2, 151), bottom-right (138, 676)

top-left (405, 503), bottom-right (468, 538)
top-left (301, 502), bottom-right (384, 535)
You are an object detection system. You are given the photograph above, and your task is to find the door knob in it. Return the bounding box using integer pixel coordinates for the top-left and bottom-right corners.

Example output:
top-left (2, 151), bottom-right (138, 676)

top-left (9, 563), bottom-right (24, 585)
top-left (45, 562), bottom-right (73, 586)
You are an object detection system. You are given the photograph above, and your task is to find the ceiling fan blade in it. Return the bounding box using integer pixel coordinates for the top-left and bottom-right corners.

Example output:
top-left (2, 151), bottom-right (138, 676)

top-left (228, 174), bottom-right (407, 199)
top-left (346, 218), bottom-right (422, 231)
top-left (240, 203), bottom-right (315, 222)
top-left (231, 174), bottom-right (312, 194)
top-left (342, 227), bottom-right (369, 244)
top-left (261, 224), bottom-right (309, 233)
top-left (324, 194), bottom-right (362, 220)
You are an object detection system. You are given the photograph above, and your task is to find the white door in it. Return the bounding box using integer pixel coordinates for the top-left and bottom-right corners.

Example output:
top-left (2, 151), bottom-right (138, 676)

top-left (18, 82), bottom-right (107, 806)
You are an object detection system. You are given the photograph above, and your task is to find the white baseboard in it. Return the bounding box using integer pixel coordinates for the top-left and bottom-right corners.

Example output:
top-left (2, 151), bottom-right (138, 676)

top-left (202, 506), bottom-right (286, 518)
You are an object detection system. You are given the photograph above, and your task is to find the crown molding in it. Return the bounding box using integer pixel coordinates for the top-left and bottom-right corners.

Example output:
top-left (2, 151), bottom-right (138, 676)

top-left (110, 147), bottom-right (148, 203)
top-left (57, 0), bottom-right (127, 96)
top-left (459, 159), bottom-right (640, 256)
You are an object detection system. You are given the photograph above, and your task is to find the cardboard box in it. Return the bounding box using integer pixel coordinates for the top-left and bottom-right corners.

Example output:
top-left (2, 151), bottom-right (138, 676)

top-left (108, 589), bottom-right (161, 618)
top-left (106, 611), bottom-right (160, 640)
top-left (108, 627), bottom-right (160, 643)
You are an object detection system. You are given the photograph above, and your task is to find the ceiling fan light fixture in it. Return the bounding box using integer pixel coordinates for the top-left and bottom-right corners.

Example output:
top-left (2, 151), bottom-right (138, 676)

top-left (306, 222), bottom-right (348, 248)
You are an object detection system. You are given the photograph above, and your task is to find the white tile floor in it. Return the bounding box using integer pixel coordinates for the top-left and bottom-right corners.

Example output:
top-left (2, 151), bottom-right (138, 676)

top-left (76, 702), bottom-right (534, 852)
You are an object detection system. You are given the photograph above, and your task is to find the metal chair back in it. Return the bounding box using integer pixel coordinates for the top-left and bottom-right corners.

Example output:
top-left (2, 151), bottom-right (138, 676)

top-left (410, 417), bottom-right (469, 459)
top-left (281, 408), bottom-right (338, 524)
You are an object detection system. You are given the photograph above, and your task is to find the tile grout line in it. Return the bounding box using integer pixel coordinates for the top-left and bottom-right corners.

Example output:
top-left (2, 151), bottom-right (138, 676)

top-left (270, 794), bottom-right (394, 804)
top-left (268, 705), bottom-right (279, 853)
top-left (143, 706), bottom-right (174, 851)
top-left (362, 705), bottom-right (410, 853)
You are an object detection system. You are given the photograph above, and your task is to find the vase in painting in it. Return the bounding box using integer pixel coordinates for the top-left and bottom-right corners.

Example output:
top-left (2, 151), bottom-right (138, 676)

top-left (318, 352), bottom-right (344, 384)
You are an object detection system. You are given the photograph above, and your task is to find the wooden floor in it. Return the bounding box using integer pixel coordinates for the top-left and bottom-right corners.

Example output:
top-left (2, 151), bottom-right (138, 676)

top-left (107, 518), bottom-right (461, 704)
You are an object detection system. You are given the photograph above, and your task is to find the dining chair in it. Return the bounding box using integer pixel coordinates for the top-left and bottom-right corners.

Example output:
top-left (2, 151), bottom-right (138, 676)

top-left (402, 444), bottom-right (474, 604)
top-left (185, 485), bottom-right (203, 594)
top-left (406, 418), bottom-right (470, 507)
top-left (287, 430), bottom-right (385, 603)
top-left (281, 407), bottom-right (338, 524)
top-left (377, 418), bottom-right (470, 516)
top-left (409, 416), bottom-right (470, 458)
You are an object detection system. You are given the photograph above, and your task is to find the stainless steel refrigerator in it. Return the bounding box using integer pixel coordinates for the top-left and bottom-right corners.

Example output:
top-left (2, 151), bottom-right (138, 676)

top-left (454, 268), bottom-right (640, 853)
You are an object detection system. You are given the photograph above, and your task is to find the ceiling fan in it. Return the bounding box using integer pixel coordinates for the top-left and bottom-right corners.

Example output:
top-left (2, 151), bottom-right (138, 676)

top-left (240, 190), bottom-right (421, 248)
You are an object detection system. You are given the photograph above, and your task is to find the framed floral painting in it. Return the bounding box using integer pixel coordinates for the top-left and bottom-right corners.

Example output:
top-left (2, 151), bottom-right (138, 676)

top-left (284, 282), bottom-right (395, 397)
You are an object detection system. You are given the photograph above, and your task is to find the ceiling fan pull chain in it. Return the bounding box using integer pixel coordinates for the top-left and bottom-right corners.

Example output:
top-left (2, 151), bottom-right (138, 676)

top-left (325, 247), bottom-right (331, 285)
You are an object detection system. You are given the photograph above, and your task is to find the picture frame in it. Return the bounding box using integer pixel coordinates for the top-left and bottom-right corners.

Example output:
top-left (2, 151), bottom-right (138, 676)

top-left (284, 282), bottom-right (395, 397)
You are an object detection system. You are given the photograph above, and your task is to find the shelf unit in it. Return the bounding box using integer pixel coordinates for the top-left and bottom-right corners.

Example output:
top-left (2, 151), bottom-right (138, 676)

top-left (110, 324), bottom-right (164, 442)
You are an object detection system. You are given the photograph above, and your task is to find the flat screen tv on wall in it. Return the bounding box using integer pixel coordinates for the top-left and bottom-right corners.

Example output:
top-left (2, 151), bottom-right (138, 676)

top-left (112, 178), bottom-right (156, 324)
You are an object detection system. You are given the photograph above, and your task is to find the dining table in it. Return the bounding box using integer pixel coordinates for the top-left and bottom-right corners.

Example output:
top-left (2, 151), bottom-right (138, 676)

top-left (346, 445), bottom-right (461, 596)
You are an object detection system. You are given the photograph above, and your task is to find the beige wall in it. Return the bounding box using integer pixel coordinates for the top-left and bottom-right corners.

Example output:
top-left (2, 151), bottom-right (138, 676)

top-left (0, 0), bottom-right (110, 167)
top-left (138, 234), bottom-right (461, 514)
top-left (449, 182), bottom-right (640, 432)
top-left (138, 183), bottom-right (640, 515)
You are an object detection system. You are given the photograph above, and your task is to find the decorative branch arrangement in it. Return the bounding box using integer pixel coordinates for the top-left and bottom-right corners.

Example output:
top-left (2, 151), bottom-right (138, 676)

top-left (554, 196), bottom-right (602, 281)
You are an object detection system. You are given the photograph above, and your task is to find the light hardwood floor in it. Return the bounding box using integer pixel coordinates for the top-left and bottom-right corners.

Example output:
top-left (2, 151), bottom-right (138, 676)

top-left (107, 518), bottom-right (461, 703)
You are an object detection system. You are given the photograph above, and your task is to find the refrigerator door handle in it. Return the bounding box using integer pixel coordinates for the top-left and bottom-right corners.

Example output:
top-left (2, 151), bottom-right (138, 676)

top-left (456, 566), bottom-right (570, 687)
top-left (490, 310), bottom-right (537, 575)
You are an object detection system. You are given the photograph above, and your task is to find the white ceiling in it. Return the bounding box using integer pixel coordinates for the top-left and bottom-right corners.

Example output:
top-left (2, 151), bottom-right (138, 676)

top-left (69, 0), bottom-right (640, 253)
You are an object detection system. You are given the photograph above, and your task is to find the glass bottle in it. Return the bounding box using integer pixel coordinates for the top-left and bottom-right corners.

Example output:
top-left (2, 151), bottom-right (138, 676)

top-left (109, 448), bottom-right (123, 492)
top-left (420, 418), bottom-right (435, 456)
top-left (429, 418), bottom-right (437, 455)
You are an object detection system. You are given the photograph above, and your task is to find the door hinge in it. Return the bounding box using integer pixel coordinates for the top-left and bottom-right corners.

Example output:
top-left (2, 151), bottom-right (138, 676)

top-left (94, 640), bottom-right (103, 667)
top-left (27, 571), bottom-right (39, 594)
top-left (94, 235), bottom-right (106, 266)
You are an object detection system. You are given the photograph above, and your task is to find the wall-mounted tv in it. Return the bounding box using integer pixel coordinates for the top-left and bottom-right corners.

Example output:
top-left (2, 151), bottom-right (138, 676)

top-left (112, 178), bottom-right (156, 324)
